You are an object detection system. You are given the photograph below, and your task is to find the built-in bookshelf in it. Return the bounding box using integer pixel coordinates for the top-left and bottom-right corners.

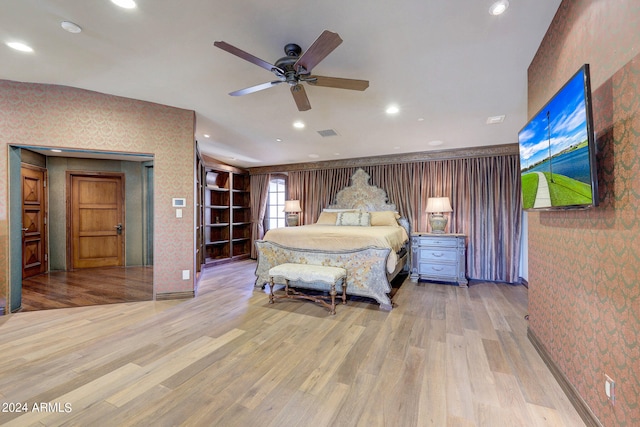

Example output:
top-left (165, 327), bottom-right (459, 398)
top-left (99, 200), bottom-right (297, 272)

top-left (231, 173), bottom-right (251, 258)
top-left (199, 156), bottom-right (251, 267)
top-left (196, 150), bottom-right (205, 273)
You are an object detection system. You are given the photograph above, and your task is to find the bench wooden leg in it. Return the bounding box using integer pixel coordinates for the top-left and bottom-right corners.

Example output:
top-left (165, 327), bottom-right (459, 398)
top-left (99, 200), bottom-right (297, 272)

top-left (341, 278), bottom-right (347, 305)
top-left (329, 282), bottom-right (336, 315)
top-left (284, 279), bottom-right (290, 297)
top-left (269, 277), bottom-right (275, 304)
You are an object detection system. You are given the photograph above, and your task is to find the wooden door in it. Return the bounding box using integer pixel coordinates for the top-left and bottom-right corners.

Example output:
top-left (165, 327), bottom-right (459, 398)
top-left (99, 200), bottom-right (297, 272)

top-left (69, 173), bottom-right (125, 269)
top-left (21, 165), bottom-right (47, 279)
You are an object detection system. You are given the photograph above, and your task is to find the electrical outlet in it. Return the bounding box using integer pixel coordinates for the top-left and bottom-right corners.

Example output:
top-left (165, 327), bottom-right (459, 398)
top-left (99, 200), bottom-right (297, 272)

top-left (605, 374), bottom-right (615, 405)
top-left (182, 270), bottom-right (190, 280)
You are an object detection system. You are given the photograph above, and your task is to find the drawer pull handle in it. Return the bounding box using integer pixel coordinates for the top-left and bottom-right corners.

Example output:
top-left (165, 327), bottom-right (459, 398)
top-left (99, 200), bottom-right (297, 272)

top-left (432, 252), bottom-right (444, 257)
top-left (432, 267), bottom-right (444, 271)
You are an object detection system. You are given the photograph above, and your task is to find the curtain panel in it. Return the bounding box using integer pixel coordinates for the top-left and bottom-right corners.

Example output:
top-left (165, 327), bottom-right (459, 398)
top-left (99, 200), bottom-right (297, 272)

top-left (286, 155), bottom-right (522, 283)
top-left (249, 173), bottom-right (270, 259)
top-left (288, 168), bottom-right (354, 225)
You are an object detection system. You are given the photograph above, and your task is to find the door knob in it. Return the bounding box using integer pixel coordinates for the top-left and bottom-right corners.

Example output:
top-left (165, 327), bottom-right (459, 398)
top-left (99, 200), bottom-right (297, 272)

top-left (114, 224), bottom-right (123, 234)
top-left (22, 228), bottom-right (29, 232)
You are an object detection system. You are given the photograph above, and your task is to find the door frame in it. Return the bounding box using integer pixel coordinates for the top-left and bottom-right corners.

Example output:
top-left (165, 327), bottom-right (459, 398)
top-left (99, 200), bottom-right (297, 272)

top-left (8, 147), bottom-right (22, 312)
top-left (143, 161), bottom-right (154, 266)
top-left (66, 171), bottom-right (126, 271)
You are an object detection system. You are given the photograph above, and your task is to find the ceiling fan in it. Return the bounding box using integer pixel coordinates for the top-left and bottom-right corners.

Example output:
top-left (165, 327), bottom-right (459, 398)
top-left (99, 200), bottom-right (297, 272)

top-left (214, 30), bottom-right (369, 111)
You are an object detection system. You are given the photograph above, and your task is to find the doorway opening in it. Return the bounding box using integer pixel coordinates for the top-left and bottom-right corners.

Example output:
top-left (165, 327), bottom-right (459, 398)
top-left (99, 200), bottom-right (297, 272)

top-left (8, 146), bottom-right (155, 312)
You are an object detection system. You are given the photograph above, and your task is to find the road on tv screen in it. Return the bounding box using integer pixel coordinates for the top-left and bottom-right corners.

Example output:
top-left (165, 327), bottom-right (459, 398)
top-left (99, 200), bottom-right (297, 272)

top-left (521, 171), bottom-right (592, 209)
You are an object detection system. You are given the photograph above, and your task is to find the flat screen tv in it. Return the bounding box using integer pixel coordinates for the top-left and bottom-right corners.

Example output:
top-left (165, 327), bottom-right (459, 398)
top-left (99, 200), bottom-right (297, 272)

top-left (518, 64), bottom-right (598, 211)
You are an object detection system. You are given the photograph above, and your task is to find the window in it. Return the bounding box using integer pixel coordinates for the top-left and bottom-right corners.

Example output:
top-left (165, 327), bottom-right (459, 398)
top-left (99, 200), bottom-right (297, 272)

top-left (266, 176), bottom-right (286, 230)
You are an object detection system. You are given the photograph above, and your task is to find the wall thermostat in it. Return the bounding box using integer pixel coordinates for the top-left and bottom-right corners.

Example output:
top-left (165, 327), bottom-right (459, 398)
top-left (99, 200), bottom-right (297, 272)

top-left (172, 198), bottom-right (186, 207)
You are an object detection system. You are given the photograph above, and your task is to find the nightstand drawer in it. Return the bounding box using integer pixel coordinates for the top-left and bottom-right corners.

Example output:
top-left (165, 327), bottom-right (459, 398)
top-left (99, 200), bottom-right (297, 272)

top-left (418, 262), bottom-right (457, 277)
top-left (417, 236), bottom-right (458, 248)
top-left (418, 248), bottom-right (457, 262)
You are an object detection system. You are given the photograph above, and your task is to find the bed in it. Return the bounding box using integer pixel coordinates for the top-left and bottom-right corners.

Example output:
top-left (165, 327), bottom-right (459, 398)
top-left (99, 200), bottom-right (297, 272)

top-left (254, 169), bottom-right (410, 310)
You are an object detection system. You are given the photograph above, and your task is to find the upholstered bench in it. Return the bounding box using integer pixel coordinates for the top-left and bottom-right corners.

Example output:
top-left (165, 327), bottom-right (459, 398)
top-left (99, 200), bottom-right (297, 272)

top-left (268, 263), bottom-right (347, 315)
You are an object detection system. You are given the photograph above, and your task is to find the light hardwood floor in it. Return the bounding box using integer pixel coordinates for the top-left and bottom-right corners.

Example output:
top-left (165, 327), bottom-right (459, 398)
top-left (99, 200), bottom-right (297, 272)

top-left (0, 260), bottom-right (584, 426)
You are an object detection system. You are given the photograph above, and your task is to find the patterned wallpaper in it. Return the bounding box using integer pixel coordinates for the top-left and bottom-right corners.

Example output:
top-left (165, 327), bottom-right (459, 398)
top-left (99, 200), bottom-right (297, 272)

top-left (527, 1), bottom-right (640, 426)
top-left (0, 80), bottom-right (196, 304)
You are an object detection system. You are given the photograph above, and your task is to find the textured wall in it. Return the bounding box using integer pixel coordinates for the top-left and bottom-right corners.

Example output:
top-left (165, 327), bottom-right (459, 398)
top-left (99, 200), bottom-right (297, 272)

top-left (0, 81), bottom-right (196, 303)
top-left (527, 1), bottom-right (640, 426)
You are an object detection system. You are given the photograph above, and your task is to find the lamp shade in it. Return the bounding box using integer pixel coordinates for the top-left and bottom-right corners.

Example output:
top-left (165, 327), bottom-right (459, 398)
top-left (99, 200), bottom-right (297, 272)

top-left (425, 197), bottom-right (452, 213)
top-left (283, 200), bottom-right (302, 213)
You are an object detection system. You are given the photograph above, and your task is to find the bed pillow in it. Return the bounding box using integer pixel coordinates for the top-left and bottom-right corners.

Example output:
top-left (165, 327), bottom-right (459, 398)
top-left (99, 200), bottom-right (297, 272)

top-left (336, 211), bottom-right (370, 226)
top-left (316, 209), bottom-right (358, 224)
top-left (369, 210), bottom-right (400, 226)
top-left (316, 211), bottom-right (338, 224)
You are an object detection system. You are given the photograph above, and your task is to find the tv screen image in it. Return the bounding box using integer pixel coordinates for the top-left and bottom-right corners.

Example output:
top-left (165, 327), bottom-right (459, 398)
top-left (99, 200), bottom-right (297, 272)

top-left (518, 64), bottom-right (598, 210)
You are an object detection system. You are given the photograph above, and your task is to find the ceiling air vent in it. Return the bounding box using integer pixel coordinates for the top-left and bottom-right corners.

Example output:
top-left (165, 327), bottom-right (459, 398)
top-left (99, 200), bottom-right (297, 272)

top-left (317, 129), bottom-right (339, 138)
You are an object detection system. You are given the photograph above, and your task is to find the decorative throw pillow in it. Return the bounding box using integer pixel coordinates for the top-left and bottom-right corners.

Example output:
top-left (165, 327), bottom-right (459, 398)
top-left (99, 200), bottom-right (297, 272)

top-left (316, 211), bottom-right (338, 224)
top-left (335, 211), bottom-right (370, 226)
top-left (369, 210), bottom-right (400, 226)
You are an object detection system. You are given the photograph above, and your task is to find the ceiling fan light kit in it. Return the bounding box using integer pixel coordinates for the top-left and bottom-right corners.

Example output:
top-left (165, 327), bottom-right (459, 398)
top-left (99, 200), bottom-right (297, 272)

top-left (214, 30), bottom-right (369, 111)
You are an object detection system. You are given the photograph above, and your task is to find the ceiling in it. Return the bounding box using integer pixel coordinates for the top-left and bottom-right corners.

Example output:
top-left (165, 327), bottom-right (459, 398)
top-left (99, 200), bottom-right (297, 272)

top-left (1, 0), bottom-right (561, 168)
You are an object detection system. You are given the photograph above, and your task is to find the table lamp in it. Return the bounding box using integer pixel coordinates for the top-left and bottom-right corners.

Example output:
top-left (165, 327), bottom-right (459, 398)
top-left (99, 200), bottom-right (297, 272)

top-left (284, 200), bottom-right (302, 226)
top-left (425, 197), bottom-right (452, 234)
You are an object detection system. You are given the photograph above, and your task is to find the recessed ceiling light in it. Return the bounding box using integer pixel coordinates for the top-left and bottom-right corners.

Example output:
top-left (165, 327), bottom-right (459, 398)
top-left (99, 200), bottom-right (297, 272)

top-left (50, 149), bottom-right (62, 153)
top-left (428, 140), bottom-right (444, 146)
top-left (334, 152), bottom-right (340, 156)
top-left (489, 0), bottom-right (509, 16)
top-left (308, 154), bottom-right (319, 158)
top-left (386, 105), bottom-right (400, 115)
top-left (417, 118), bottom-right (425, 122)
top-left (293, 121), bottom-right (305, 129)
top-left (486, 115), bottom-right (506, 124)
top-left (111, 0), bottom-right (137, 9)
top-left (61, 21), bottom-right (82, 33)
top-left (275, 138), bottom-right (283, 142)
top-left (203, 134), bottom-right (210, 138)
top-left (6, 42), bottom-right (33, 52)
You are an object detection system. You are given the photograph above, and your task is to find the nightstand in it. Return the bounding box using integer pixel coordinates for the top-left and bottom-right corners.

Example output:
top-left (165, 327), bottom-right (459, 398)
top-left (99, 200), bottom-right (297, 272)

top-left (410, 232), bottom-right (467, 287)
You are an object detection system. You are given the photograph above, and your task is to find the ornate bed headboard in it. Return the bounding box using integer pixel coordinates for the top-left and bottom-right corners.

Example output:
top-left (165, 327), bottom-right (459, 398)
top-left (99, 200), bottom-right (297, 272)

top-left (327, 169), bottom-right (397, 211)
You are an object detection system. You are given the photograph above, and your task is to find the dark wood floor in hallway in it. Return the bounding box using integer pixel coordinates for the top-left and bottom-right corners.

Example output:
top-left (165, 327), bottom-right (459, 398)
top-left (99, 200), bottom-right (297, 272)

top-left (20, 267), bottom-right (153, 311)
top-left (0, 260), bottom-right (585, 426)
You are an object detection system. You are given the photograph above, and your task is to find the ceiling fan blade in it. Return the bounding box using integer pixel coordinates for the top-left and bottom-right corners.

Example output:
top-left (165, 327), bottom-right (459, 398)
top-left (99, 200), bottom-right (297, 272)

top-left (229, 81), bottom-right (284, 96)
top-left (214, 41), bottom-right (284, 74)
top-left (306, 75), bottom-right (369, 91)
top-left (290, 84), bottom-right (311, 111)
top-left (294, 30), bottom-right (342, 74)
